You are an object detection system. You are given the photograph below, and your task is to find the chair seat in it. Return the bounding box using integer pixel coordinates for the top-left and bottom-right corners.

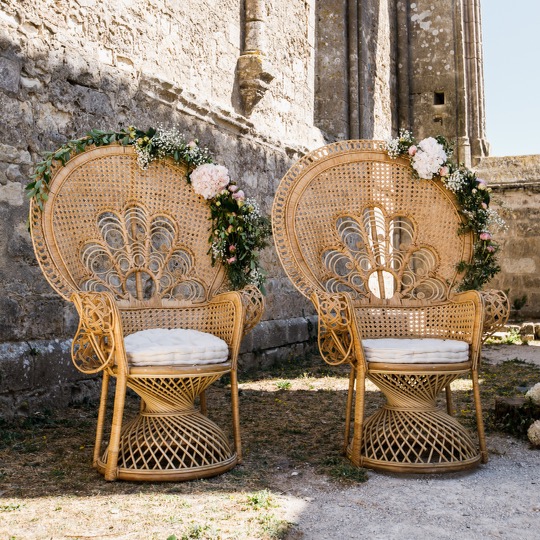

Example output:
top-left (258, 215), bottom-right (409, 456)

top-left (362, 338), bottom-right (469, 364)
top-left (124, 328), bottom-right (229, 366)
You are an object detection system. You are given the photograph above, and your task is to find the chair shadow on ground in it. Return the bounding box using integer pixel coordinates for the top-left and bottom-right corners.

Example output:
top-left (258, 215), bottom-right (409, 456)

top-left (2, 354), bottom-right (538, 502)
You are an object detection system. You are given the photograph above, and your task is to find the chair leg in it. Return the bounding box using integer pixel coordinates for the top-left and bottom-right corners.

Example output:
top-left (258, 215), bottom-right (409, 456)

top-left (350, 364), bottom-right (366, 467)
top-left (230, 369), bottom-right (242, 463)
top-left (343, 367), bottom-right (356, 454)
top-left (472, 369), bottom-right (488, 464)
top-left (93, 370), bottom-right (110, 468)
top-left (200, 390), bottom-right (207, 416)
top-left (445, 385), bottom-right (454, 416)
top-left (104, 373), bottom-right (127, 481)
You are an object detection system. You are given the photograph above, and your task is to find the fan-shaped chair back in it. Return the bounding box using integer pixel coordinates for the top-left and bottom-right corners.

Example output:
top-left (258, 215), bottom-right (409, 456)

top-left (30, 145), bottom-right (225, 307)
top-left (273, 140), bottom-right (473, 305)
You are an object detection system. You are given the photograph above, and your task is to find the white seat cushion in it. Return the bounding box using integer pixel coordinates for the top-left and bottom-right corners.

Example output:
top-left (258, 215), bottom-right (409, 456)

top-left (362, 338), bottom-right (469, 364)
top-left (124, 328), bottom-right (229, 367)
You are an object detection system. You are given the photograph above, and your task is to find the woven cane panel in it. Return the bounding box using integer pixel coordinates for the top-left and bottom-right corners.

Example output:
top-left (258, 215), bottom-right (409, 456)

top-left (361, 406), bottom-right (479, 465)
top-left (111, 411), bottom-right (233, 471)
top-left (354, 302), bottom-right (476, 343)
top-left (35, 146), bottom-right (224, 301)
top-left (120, 303), bottom-right (236, 345)
top-left (272, 141), bottom-right (473, 301)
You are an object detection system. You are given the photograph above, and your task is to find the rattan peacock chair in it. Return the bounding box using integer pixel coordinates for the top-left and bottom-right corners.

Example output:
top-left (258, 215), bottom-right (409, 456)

top-left (272, 140), bottom-right (509, 473)
top-left (29, 144), bottom-right (265, 481)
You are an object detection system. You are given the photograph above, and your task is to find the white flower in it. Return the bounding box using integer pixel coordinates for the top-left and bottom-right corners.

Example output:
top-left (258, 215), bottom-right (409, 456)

top-left (525, 382), bottom-right (540, 405)
top-left (528, 420), bottom-right (540, 447)
top-left (190, 163), bottom-right (230, 199)
top-left (411, 137), bottom-right (447, 179)
top-left (444, 170), bottom-right (466, 192)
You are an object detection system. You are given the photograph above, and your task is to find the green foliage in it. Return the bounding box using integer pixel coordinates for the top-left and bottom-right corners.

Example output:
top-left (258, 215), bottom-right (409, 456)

top-left (275, 380), bottom-right (292, 390)
top-left (246, 489), bottom-right (274, 510)
top-left (322, 456), bottom-right (369, 483)
top-left (512, 294), bottom-right (528, 312)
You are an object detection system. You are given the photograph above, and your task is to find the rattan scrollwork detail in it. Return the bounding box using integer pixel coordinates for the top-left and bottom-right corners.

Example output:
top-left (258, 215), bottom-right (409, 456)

top-left (80, 203), bottom-right (206, 303)
top-left (238, 285), bottom-right (265, 336)
top-left (322, 208), bottom-right (447, 302)
top-left (480, 289), bottom-right (510, 342)
top-left (311, 291), bottom-right (355, 365)
top-left (71, 291), bottom-right (122, 374)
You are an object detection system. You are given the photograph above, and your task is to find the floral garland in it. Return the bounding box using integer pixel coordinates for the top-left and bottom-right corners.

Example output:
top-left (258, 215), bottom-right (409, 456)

top-left (385, 130), bottom-right (505, 291)
top-left (26, 126), bottom-right (271, 290)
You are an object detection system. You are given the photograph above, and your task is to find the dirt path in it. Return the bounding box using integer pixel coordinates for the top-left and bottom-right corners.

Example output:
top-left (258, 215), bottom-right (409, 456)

top-left (276, 434), bottom-right (539, 540)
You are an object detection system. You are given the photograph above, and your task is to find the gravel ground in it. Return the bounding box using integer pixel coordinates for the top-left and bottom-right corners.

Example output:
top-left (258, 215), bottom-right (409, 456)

top-left (275, 343), bottom-right (540, 540)
top-left (277, 434), bottom-right (539, 540)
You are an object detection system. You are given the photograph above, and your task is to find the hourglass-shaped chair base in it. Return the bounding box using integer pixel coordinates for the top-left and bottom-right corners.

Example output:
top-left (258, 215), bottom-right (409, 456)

top-left (349, 368), bottom-right (481, 474)
top-left (96, 371), bottom-right (237, 481)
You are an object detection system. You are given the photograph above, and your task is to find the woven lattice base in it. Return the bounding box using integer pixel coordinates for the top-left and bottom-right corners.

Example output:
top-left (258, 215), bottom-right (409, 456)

top-left (97, 374), bottom-right (237, 481)
top-left (97, 409), bottom-right (237, 481)
top-left (352, 407), bottom-right (481, 473)
top-left (349, 370), bottom-right (482, 473)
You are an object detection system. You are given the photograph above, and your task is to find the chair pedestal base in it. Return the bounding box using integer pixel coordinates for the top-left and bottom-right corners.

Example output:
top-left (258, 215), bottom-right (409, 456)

top-left (350, 371), bottom-right (481, 473)
top-left (96, 409), bottom-right (237, 481)
top-left (97, 374), bottom-right (237, 481)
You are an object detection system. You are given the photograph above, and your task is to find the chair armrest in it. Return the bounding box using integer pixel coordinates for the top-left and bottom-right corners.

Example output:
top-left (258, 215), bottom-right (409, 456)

top-left (211, 285), bottom-right (265, 337)
top-left (310, 290), bottom-right (356, 366)
top-left (478, 289), bottom-right (510, 342)
top-left (70, 291), bottom-right (127, 374)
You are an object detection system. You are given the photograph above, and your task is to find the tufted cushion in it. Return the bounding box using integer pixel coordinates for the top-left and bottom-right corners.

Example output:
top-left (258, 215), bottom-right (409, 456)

top-left (124, 328), bottom-right (229, 366)
top-left (362, 338), bottom-right (469, 364)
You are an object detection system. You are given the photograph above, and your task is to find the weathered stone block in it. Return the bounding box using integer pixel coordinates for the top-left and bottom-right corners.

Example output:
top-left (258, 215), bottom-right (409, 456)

top-left (0, 56), bottom-right (21, 93)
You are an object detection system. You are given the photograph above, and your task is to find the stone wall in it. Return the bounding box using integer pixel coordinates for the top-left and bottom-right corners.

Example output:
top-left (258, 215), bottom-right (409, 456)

top-left (475, 155), bottom-right (540, 319)
top-left (0, 0), bottom-right (324, 417)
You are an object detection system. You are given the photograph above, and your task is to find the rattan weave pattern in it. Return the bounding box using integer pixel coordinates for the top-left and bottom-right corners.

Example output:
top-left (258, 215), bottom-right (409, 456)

top-left (272, 140), bottom-right (507, 473)
top-left (29, 145), bottom-right (264, 481)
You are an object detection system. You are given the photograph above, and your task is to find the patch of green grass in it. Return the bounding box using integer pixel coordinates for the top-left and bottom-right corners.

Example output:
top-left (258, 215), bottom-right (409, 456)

top-left (485, 328), bottom-right (522, 345)
top-left (246, 489), bottom-right (274, 510)
top-left (258, 514), bottom-right (292, 539)
top-left (0, 504), bottom-right (21, 512)
top-left (322, 456), bottom-right (368, 483)
top-left (275, 380), bottom-right (291, 391)
top-left (179, 523), bottom-right (215, 539)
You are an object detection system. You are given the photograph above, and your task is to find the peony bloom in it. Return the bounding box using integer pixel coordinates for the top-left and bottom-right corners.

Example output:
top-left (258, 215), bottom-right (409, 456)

top-left (481, 202), bottom-right (488, 210)
top-left (411, 137), bottom-right (447, 179)
top-left (479, 232), bottom-right (492, 241)
top-left (408, 145), bottom-right (417, 156)
top-left (187, 140), bottom-right (197, 148)
top-left (486, 245), bottom-right (495, 253)
top-left (226, 256), bottom-right (237, 264)
top-left (439, 166), bottom-right (449, 177)
top-left (233, 189), bottom-right (245, 201)
top-left (228, 184), bottom-right (238, 192)
top-left (229, 244), bottom-right (237, 253)
top-left (190, 163), bottom-right (230, 199)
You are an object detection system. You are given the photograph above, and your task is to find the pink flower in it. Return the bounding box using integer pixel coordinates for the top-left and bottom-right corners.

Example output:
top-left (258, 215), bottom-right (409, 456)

top-left (477, 180), bottom-right (487, 190)
top-left (479, 232), bottom-right (492, 241)
top-left (408, 145), bottom-right (417, 156)
top-left (486, 246), bottom-right (495, 253)
top-left (227, 256), bottom-right (237, 264)
top-left (187, 140), bottom-right (197, 148)
top-left (228, 184), bottom-right (238, 192)
top-left (439, 166), bottom-right (449, 177)
top-left (481, 202), bottom-right (488, 210)
top-left (190, 163), bottom-right (230, 199)
top-left (233, 190), bottom-right (245, 201)
top-left (229, 244), bottom-right (237, 253)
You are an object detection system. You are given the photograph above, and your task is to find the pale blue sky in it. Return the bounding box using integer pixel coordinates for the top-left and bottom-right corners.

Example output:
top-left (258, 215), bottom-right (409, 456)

top-left (482, 1), bottom-right (540, 156)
